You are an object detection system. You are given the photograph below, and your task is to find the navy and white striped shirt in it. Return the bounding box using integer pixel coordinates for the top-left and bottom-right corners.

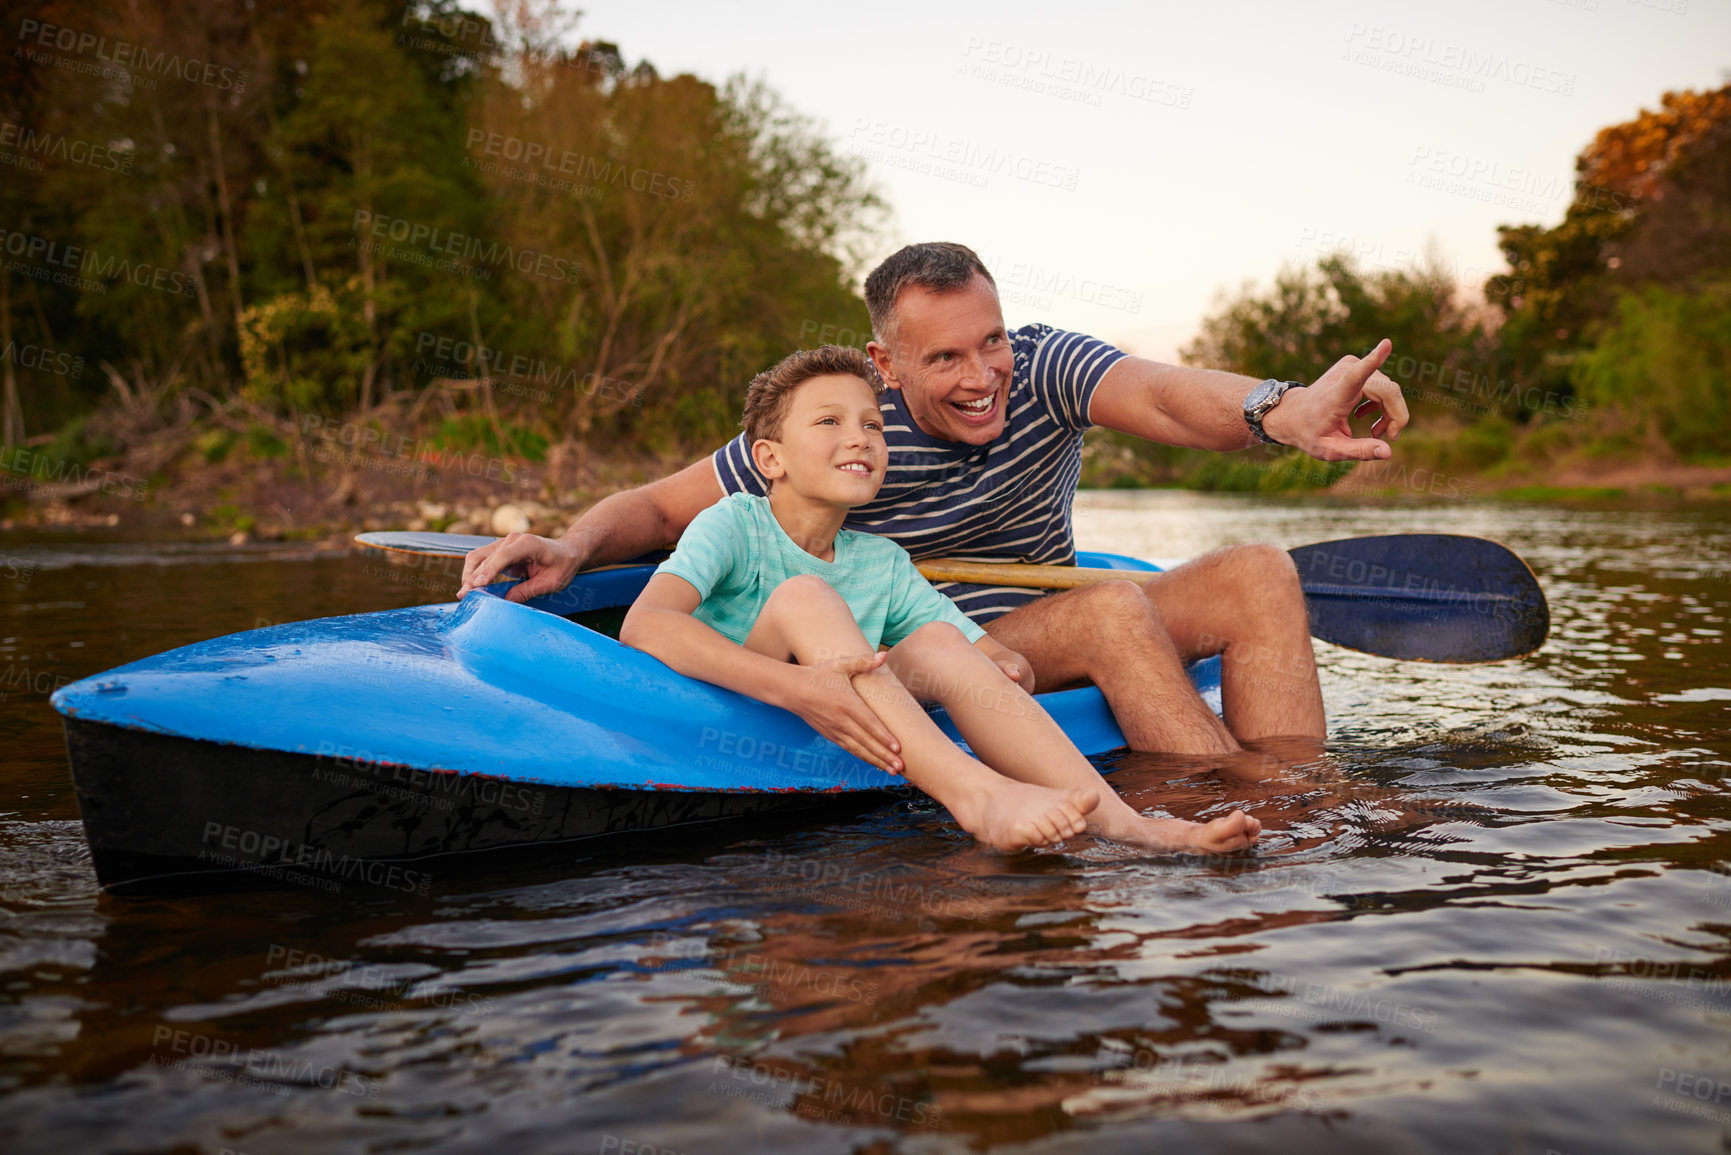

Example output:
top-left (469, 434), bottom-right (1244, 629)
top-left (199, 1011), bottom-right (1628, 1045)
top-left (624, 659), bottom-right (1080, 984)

top-left (713, 324), bottom-right (1126, 624)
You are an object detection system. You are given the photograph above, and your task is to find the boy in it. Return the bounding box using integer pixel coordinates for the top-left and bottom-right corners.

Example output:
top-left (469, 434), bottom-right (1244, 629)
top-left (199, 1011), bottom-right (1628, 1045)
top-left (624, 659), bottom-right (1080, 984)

top-left (620, 346), bottom-right (1260, 854)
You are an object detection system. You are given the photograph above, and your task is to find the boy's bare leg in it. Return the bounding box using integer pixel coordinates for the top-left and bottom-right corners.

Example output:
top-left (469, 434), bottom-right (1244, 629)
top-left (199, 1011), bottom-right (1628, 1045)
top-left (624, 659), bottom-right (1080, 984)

top-left (886, 623), bottom-right (1261, 854)
top-left (743, 576), bottom-right (1098, 852)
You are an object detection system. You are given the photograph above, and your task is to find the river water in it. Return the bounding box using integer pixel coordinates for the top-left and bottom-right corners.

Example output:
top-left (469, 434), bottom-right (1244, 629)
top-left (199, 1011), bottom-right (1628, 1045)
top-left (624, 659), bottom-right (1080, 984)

top-left (2, 491), bottom-right (1728, 1153)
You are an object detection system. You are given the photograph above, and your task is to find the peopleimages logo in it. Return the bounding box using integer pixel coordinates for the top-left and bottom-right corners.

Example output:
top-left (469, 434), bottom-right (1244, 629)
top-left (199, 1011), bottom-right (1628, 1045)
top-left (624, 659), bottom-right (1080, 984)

top-left (198, 821), bottom-right (433, 896)
top-left (0, 121), bottom-right (132, 174)
top-left (297, 413), bottom-right (535, 486)
top-left (350, 211), bottom-right (584, 285)
top-left (410, 332), bottom-right (643, 407)
top-left (151, 1026), bottom-right (380, 1098)
top-left (850, 119), bottom-right (1081, 191)
top-left (1342, 23), bottom-right (1576, 96)
top-left (0, 444), bottom-right (149, 500)
top-left (0, 229), bottom-right (199, 298)
top-left (958, 37), bottom-right (1193, 109)
top-left (464, 129), bottom-right (696, 201)
top-left (0, 339), bottom-right (84, 379)
top-left (15, 19), bottom-right (250, 93)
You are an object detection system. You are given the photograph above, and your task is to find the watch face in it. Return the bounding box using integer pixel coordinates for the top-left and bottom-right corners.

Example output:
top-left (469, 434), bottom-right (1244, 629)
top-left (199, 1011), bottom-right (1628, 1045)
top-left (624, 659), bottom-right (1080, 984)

top-left (1245, 379), bottom-right (1280, 415)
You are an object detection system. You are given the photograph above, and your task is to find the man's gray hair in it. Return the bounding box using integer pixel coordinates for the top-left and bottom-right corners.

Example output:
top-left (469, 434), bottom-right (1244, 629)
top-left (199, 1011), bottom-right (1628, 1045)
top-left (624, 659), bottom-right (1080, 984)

top-left (864, 242), bottom-right (997, 353)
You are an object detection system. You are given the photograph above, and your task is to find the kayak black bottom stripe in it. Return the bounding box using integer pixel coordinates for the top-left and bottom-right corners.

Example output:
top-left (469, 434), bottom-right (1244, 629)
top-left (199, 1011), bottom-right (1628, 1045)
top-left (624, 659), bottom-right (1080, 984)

top-left (63, 719), bottom-right (901, 895)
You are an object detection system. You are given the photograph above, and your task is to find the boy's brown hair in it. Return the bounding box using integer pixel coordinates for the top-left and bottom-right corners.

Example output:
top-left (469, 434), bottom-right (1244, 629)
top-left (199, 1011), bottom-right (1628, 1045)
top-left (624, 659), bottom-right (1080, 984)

top-left (742, 345), bottom-right (882, 445)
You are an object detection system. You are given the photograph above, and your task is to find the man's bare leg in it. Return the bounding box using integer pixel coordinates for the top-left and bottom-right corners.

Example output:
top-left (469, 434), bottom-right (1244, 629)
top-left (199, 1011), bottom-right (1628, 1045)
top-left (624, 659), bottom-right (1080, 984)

top-left (985, 544), bottom-right (1325, 753)
top-left (886, 623), bottom-right (1260, 853)
top-left (984, 580), bottom-right (1239, 754)
top-left (1143, 545), bottom-right (1325, 745)
top-left (743, 576), bottom-right (1096, 851)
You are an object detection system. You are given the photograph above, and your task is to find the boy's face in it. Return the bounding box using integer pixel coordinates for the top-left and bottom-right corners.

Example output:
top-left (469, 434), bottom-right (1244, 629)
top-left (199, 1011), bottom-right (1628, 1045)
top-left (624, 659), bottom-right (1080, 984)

top-left (751, 373), bottom-right (886, 507)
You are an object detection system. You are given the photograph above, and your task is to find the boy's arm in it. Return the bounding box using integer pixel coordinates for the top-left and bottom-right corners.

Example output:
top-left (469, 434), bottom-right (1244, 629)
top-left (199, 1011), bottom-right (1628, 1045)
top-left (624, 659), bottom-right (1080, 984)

top-left (973, 635), bottom-right (1037, 696)
top-left (619, 574), bottom-right (905, 772)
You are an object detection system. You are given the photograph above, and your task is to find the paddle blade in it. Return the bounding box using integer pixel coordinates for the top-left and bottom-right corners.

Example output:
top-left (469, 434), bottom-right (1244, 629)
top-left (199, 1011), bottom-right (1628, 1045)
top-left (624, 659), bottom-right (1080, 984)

top-left (1289, 534), bottom-right (1549, 663)
top-left (355, 531), bottom-right (498, 558)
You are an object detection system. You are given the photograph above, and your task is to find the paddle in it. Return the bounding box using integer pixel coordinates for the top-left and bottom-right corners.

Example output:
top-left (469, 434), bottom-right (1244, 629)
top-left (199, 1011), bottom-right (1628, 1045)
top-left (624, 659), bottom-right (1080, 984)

top-left (356, 531), bottom-right (1549, 663)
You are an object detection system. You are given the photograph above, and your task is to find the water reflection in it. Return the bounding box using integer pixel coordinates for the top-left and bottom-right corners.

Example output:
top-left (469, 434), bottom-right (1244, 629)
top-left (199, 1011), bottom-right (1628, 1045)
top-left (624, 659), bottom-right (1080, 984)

top-left (1, 495), bottom-right (1729, 1151)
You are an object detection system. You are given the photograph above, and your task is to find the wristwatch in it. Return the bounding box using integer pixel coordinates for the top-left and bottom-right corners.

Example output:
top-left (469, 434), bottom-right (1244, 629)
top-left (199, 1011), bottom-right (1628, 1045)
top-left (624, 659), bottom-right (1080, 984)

top-left (1243, 378), bottom-right (1306, 445)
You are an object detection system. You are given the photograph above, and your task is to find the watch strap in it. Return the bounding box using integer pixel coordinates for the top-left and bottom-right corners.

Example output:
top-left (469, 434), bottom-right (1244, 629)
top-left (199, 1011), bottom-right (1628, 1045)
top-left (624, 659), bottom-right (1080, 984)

top-left (1245, 379), bottom-right (1305, 445)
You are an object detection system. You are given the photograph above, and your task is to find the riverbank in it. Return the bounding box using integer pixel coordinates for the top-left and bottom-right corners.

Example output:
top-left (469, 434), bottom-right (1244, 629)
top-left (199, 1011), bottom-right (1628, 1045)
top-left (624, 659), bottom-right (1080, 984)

top-left (3, 434), bottom-right (1728, 544)
top-left (1339, 458), bottom-right (1731, 504)
top-left (0, 438), bottom-right (691, 543)
top-left (1078, 414), bottom-right (1731, 506)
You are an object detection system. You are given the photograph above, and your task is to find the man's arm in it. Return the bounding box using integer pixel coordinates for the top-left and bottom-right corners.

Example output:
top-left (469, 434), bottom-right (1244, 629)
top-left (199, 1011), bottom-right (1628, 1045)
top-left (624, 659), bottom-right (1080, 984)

top-left (457, 456), bottom-right (724, 601)
top-left (1087, 339), bottom-right (1409, 461)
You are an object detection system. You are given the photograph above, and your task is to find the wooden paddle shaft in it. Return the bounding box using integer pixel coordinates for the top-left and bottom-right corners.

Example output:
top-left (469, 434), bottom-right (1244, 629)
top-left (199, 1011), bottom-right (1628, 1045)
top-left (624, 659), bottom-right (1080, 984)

top-left (357, 531), bottom-right (1144, 590)
top-left (914, 560), bottom-right (1147, 589)
top-left (357, 530), bottom-right (1547, 661)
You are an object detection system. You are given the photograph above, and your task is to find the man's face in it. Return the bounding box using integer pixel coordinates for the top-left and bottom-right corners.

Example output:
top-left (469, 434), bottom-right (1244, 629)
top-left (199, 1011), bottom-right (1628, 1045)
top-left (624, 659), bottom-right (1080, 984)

top-left (869, 274), bottom-right (1014, 445)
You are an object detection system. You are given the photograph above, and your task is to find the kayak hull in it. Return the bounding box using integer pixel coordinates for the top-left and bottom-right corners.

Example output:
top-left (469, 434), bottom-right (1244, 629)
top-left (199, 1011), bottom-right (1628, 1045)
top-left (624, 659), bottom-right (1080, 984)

top-left (61, 717), bottom-right (891, 895)
top-left (53, 552), bottom-right (1220, 893)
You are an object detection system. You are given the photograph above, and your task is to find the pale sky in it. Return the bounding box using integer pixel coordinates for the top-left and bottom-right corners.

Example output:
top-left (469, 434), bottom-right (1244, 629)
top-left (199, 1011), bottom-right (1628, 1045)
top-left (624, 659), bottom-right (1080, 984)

top-left (579, 0), bottom-right (1727, 362)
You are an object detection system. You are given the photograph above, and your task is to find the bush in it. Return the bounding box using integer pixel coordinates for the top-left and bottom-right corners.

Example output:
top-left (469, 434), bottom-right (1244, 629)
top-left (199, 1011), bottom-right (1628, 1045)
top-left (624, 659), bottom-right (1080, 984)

top-left (39, 415), bottom-right (116, 470)
top-left (1574, 283), bottom-right (1731, 460)
top-left (1450, 418), bottom-right (1517, 471)
top-left (1515, 419), bottom-right (1586, 463)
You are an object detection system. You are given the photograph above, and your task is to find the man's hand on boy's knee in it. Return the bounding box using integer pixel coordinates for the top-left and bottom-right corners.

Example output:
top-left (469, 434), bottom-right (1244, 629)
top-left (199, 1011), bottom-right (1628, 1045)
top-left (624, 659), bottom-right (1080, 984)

top-left (975, 638), bottom-right (1036, 695)
top-left (992, 652), bottom-right (1034, 695)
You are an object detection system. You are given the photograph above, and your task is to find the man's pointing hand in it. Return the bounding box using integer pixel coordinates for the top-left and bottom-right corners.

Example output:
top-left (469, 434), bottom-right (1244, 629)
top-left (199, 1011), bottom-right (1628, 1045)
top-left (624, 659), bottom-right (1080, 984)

top-left (1263, 338), bottom-right (1409, 462)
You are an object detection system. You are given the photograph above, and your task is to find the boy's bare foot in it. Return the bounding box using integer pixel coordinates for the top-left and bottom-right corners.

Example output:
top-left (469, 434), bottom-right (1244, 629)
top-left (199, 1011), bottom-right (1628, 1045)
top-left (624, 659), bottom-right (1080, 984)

top-left (957, 783), bottom-right (1098, 852)
top-left (1095, 808), bottom-right (1262, 854)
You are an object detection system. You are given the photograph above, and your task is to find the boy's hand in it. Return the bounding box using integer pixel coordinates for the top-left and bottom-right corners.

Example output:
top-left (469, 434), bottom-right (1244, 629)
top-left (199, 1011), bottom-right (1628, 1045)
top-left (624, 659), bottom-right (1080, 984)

top-left (784, 652), bottom-right (904, 774)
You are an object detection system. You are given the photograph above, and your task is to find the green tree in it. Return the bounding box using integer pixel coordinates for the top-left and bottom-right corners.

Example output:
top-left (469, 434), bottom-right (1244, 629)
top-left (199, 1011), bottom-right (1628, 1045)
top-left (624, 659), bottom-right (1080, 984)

top-left (1573, 283), bottom-right (1731, 461)
top-left (241, 0), bottom-right (480, 415)
top-left (1182, 251), bottom-right (1487, 415)
top-left (5, 0), bottom-right (883, 492)
top-left (447, 26), bottom-right (879, 468)
top-left (1486, 84), bottom-right (1731, 402)
top-left (1107, 251), bottom-right (1490, 492)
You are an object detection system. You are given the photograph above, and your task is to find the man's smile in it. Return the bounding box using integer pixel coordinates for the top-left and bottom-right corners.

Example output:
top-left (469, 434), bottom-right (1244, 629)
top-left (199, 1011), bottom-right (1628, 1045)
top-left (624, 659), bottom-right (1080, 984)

top-left (951, 392), bottom-right (1000, 423)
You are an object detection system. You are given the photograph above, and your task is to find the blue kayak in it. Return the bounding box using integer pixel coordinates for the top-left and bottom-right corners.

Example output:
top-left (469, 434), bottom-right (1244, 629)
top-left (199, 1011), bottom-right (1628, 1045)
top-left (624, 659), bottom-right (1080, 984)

top-left (52, 551), bottom-right (1220, 893)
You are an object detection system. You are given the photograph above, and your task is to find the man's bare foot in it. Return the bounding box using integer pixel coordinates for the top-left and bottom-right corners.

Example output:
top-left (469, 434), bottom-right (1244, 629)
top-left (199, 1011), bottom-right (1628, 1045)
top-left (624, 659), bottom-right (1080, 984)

top-left (956, 783), bottom-right (1098, 852)
top-left (1094, 808), bottom-right (1262, 854)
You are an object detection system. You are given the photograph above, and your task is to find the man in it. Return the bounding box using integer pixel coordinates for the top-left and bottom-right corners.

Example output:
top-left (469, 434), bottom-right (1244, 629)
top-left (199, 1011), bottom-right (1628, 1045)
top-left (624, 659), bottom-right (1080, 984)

top-left (459, 242), bottom-right (1408, 757)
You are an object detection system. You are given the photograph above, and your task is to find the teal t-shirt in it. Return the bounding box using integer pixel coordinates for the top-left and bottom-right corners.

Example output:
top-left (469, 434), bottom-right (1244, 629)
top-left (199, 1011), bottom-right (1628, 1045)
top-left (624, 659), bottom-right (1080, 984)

top-left (655, 493), bottom-right (987, 649)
